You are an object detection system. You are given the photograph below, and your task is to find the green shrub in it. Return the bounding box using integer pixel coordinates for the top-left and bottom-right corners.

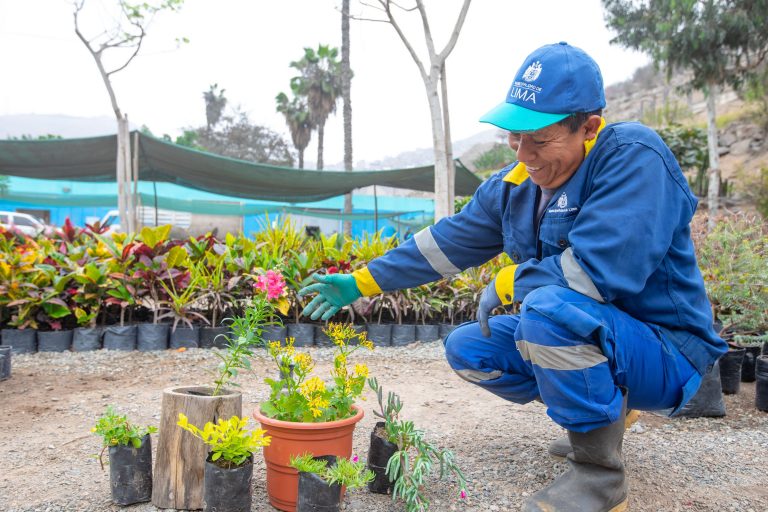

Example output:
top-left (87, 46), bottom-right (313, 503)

top-left (695, 213), bottom-right (768, 335)
top-left (472, 143), bottom-right (517, 172)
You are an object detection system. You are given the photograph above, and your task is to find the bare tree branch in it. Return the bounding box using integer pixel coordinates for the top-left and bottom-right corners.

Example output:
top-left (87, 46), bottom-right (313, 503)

top-left (377, 0), bottom-right (428, 82)
top-left (415, 0), bottom-right (437, 65)
top-left (389, 0), bottom-right (418, 12)
top-left (437, 0), bottom-right (471, 62)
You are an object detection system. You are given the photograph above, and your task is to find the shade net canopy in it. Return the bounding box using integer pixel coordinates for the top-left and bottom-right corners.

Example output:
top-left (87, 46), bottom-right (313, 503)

top-left (0, 132), bottom-right (482, 202)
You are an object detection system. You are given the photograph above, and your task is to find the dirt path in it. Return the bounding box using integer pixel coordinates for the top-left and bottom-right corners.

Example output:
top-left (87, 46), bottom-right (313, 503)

top-left (0, 344), bottom-right (766, 511)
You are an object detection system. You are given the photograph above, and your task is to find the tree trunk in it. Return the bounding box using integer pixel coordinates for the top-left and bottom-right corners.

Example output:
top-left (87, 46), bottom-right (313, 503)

top-left (342, 0), bottom-right (353, 236)
top-left (152, 386), bottom-right (242, 510)
top-left (131, 129), bottom-right (140, 232)
top-left (116, 116), bottom-right (129, 234)
top-left (706, 81), bottom-right (721, 229)
top-left (317, 121), bottom-right (325, 170)
top-left (441, 63), bottom-right (455, 214)
top-left (298, 149), bottom-right (305, 169)
top-left (425, 78), bottom-right (450, 221)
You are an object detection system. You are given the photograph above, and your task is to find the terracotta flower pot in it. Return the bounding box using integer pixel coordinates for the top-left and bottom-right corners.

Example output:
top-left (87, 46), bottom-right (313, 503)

top-left (252, 405), bottom-right (364, 512)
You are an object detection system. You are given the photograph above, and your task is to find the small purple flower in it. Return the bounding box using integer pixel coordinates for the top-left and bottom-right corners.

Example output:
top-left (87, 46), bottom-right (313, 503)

top-left (460, 490), bottom-right (467, 499)
top-left (352, 455), bottom-right (359, 462)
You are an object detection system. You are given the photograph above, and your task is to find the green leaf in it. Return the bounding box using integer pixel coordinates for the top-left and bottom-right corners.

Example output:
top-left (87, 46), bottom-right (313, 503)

top-left (166, 245), bottom-right (189, 268)
top-left (42, 301), bottom-right (71, 319)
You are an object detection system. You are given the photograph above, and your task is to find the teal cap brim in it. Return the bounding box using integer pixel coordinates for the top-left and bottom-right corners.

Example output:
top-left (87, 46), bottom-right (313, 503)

top-left (479, 102), bottom-right (569, 132)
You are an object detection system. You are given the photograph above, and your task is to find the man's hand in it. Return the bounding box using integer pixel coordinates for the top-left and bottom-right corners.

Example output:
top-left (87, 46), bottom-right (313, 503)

top-left (477, 278), bottom-right (502, 337)
top-left (298, 273), bottom-right (362, 321)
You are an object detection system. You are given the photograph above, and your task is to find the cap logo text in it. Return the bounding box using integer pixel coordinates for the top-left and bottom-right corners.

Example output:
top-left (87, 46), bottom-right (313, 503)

top-left (508, 87), bottom-right (536, 104)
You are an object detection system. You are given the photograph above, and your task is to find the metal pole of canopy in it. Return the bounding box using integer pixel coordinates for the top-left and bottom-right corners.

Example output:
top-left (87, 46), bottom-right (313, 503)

top-left (373, 184), bottom-right (379, 232)
top-left (153, 180), bottom-right (159, 227)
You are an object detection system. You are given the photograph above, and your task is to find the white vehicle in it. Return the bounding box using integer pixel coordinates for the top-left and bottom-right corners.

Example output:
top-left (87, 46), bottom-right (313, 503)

top-left (99, 210), bottom-right (121, 235)
top-left (97, 208), bottom-right (192, 235)
top-left (0, 211), bottom-right (47, 236)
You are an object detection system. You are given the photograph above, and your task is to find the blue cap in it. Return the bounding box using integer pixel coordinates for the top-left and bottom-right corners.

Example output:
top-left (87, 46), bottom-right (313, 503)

top-left (480, 42), bottom-right (605, 132)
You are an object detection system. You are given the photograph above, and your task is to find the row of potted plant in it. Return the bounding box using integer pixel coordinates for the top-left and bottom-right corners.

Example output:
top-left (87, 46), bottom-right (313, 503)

top-left (690, 213), bottom-right (768, 404)
top-left (1, 212), bottom-right (765, 355)
top-left (91, 292), bottom-right (468, 512)
top-left (0, 217), bottom-right (511, 350)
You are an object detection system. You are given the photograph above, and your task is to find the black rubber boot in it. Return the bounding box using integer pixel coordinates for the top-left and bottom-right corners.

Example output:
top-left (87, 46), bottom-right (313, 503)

top-left (525, 394), bottom-right (628, 512)
top-left (547, 408), bottom-right (639, 460)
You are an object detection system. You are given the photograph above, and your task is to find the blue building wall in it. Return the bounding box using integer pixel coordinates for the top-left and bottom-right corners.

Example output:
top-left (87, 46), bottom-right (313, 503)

top-left (0, 177), bottom-right (433, 239)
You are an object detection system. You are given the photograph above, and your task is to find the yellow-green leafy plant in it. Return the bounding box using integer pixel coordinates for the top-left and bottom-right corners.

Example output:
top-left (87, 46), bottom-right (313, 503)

top-left (91, 405), bottom-right (157, 469)
top-left (177, 414), bottom-right (271, 468)
top-left (289, 452), bottom-right (374, 489)
top-left (261, 323), bottom-right (374, 422)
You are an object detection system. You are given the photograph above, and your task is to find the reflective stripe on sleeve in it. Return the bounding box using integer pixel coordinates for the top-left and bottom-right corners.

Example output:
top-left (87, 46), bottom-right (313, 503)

top-left (560, 247), bottom-right (605, 303)
top-left (516, 339), bottom-right (608, 370)
top-left (453, 368), bottom-right (503, 384)
top-left (413, 227), bottom-right (461, 278)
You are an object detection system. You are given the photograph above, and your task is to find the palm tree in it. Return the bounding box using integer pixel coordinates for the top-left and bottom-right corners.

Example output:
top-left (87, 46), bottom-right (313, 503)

top-left (275, 90), bottom-right (314, 169)
top-left (290, 45), bottom-right (343, 170)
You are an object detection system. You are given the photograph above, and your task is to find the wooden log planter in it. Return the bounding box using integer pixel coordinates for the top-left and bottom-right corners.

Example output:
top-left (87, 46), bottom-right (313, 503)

top-left (152, 385), bottom-right (242, 510)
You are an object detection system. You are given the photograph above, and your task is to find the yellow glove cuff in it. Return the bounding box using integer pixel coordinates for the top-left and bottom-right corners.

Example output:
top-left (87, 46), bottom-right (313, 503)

top-left (351, 267), bottom-right (382, 297)
top-left (494, 264), bottom-right (518, 305)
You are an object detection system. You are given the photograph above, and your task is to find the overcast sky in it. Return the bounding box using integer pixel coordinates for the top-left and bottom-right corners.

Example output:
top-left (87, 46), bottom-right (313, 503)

top-left (0, 0), bottom-right (649, 166)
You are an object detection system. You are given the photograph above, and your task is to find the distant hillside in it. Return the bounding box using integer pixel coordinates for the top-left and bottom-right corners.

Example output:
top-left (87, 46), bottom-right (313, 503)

top-left (0, 114), bottom-right (135, 139)
top-left (344, 129), bottom-right (502, 172)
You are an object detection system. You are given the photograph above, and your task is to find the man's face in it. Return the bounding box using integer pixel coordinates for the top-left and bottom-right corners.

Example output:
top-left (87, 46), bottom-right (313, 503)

top-left (508, 116), bottom-right (600, 189)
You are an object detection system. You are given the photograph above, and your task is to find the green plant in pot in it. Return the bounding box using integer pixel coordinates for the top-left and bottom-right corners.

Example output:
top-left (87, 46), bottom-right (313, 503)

top-left (290, 452), bottom-right (374, 512)
top-left (130, 228), bottom-right (179, 350)
top-left (211, 294), bottom-right (278, 397)
top-left (368, 377), bottom-right (468, 511)
top-left (177, 414), bottom-right (271, 512)
top-left (1, 243), bottom-right (44, 352)
top-left (91, 405), bottom-right (157, 506)
top-left (152, 292), bottom-right (279, 510)
top-left (696, 213), bottom-right (767, 389)
top-left (71, 261), bottom-right (108, 351)
top-left (196, 254), bottom-right (235, 347)
top-left (253, 323), bottom-right (374, 511)
top-left (159, 264), bottom-right (208, 348)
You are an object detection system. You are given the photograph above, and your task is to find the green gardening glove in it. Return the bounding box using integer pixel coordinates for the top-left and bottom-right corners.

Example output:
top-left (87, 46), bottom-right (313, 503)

top-left (298, 273), bottom-right (362, 321)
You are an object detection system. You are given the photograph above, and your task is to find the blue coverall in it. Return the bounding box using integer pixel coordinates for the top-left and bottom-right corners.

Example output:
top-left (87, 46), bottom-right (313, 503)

top-left (354, 121), bottom-right (727, 432)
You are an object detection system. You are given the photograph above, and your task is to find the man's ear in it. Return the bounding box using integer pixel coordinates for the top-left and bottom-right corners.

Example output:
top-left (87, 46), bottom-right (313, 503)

top-left (583, 115), bottom-right (602, 141)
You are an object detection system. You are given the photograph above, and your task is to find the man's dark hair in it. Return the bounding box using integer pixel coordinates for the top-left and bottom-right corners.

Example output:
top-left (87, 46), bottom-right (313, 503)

top-left (557, 109), bottom-right (603, 133)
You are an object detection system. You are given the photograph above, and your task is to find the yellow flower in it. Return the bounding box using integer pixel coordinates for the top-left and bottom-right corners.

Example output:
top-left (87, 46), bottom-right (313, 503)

top-left (293, 352), bottom-right (313, 372)
top-left (308, 396), bottom-right (330, 417)
top-left (334, 353), bottom-right (347, 367)
top-left (299, 376), bottom-right (326, 398)
top-left (354, 364), bottom-right (369, 378)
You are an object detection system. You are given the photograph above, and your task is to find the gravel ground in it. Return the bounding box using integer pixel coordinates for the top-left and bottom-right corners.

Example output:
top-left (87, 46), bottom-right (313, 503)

top-left (0, 341), bottom-right (766, 512)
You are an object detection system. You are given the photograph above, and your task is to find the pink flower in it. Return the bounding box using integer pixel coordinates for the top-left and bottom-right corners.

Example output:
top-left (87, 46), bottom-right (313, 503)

top-left (255, 270), bottom-right (286, 300)
top-left (460, 490), bottom-right (467, 499)
top-left (327, 266), bottom-right (338, 274)
top-left (352, 455), bottom-right (359, 462)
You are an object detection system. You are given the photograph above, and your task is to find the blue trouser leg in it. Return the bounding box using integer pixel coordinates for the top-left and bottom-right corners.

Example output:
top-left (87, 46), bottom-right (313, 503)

top-left (444, 285), bottom-right (699, 432)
